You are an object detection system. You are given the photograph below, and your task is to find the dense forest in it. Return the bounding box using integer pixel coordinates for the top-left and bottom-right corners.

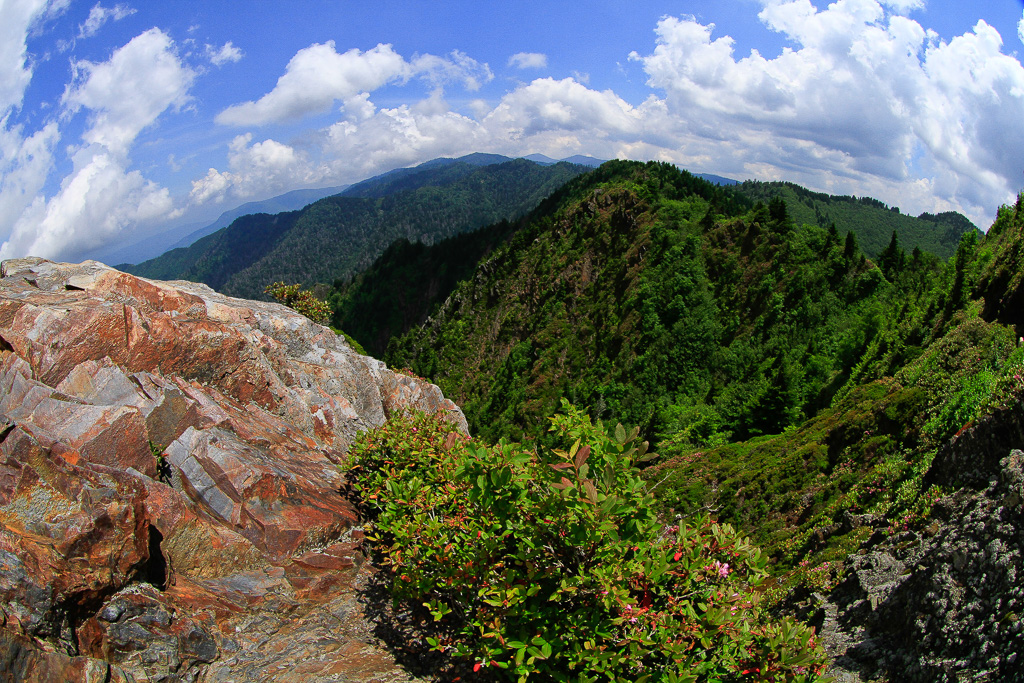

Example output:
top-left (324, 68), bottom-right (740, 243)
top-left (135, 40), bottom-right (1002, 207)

top-left (125, 157), bottom-right (590, 300)
top-left (364, 160), bottom-right (1024, 587)
top-left (733, 180), bottom-right (978, 259)
top-left (382, 162), bottom-right (968, 442)
top-left (332, 166), bottom-right (974, 362)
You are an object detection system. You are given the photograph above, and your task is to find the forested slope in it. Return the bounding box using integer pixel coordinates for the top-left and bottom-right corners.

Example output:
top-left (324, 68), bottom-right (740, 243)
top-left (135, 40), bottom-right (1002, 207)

top-left (126, 159), bottom-right (589, 299)
top-left (735, 180), bottom-right (978, 258)
top-left (384, 159), bottom-right (1024, 586)
top-left (387, 161), bottom-right (944, 444)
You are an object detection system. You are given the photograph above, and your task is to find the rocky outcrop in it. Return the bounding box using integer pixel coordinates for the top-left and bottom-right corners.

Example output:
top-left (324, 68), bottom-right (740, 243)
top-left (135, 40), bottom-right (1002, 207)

top-left (0, 258), bottom-right (467, 682)
top-left (815, 412), bottom-right (1024, 681)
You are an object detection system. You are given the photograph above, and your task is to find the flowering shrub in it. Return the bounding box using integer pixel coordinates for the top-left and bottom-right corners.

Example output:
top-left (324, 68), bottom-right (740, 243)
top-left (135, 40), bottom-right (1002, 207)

top-left (348, 402), bottom-right (828, 681)
top-left (264, 281), bottom-right (332, 325)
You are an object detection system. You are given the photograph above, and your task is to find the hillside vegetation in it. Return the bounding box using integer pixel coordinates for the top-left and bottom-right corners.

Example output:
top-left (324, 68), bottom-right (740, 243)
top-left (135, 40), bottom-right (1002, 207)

top-left (381, 160), bottom-right (1024, 587)
top-left (337, 166), bottom-right (973, 372)
top-left (387, 162), bottom-right (955, 443)
top-left (125, 158), bottom-right (589, 300)
top-left (734, 180), bottom-right (977, 259)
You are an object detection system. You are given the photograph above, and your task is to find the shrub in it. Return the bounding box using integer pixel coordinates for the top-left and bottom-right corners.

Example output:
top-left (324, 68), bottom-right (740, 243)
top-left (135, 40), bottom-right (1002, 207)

top-left (264, 281), bottom-right (332, 325)
top-left (348, 402), bottom-right (827, 681)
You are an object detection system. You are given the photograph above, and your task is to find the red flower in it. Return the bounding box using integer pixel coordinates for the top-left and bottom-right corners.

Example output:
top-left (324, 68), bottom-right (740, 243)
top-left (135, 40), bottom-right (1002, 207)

top-left (473, 663), bottom-right (482, 672)
top-left (674, 551), bottom-right (683, 561)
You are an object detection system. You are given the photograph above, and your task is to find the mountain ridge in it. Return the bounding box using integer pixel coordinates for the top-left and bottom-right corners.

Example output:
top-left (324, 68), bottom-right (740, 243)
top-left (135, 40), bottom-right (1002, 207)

top-left (123, 157), bottom-right (590, 300)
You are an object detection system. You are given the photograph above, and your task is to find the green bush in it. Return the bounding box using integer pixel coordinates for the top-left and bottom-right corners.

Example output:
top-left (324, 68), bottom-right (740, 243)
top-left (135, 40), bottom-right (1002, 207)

top-left (348, 402), bottom-right (827, 681)
top-left (264, 281), bottom-right (332, 325)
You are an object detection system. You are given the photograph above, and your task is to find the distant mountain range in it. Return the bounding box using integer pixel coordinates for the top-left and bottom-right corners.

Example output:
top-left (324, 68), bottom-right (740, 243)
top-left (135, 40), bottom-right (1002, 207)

top-left (87, 184), bottom-right (349, 266)
top-left (124, 151), bottom-right (975, 320)
top-left (123, 155), bottom-right (592, 299)
top-left (99, 153), bottom-right (742, 267)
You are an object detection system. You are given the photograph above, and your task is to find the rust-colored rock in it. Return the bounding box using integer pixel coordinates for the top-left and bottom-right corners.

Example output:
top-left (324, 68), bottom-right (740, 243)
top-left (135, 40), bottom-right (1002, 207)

top-left (0, 258), bottom-right (465, 682)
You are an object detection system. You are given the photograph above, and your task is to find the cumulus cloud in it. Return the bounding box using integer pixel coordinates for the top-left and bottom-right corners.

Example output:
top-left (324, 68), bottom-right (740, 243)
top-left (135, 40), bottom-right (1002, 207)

top-left (880, 0), bottom-right (924, 13)
top-left (321, 100), bottom-right (484, 179)
top-left (1, 0), bottom-right (51, 115)
top-left (412, 50), bottom-right (493, 91)
top-left (77, 2), bottom-right (135, 39)
top-left (1, 149), bottom-right (173, 260)
top-left (191, 3), bottom-right (1024, 231)
top-left (630, 0), bottom-right (1024, 226)
top-left (63, 28), bottom-right (195, 155)
top-left (508, 52), bottom-right (548, 69)
top-left (206, 41), bottom-right (243, 66)
top-left (484, 77), bottom-right (639, 138)
top-left (189, 133), bottom-right (323, 204)
top-left (216, 42), bottom-right (492, 126)
top-left (0, 123), bottom-right (59, 243)
top-left (1, 27), bottom-right (194, 261)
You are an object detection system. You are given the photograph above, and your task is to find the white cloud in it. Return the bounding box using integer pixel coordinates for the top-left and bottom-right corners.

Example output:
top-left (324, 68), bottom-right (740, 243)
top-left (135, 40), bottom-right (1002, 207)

top-left (63, 28), bottom-right (195, 156)
top-left (206, 41), bottom-right (243, 66)
top-left (1018, 10), bottom-right (1023, 46)
top-left (78, 2), bottom-right (135, 39)
top-left (1, 27), bottom-right (194, 261)
top-left (216, 42), bottom-right (493, 126)
top-left (484, 77), bottom-right (639, 138)
top-left (189, 133), bottom-right (323, 204)
top-left (629, 0), bottom-right (1024, 226)
top-left (1, 149), bottom-right (173, 260)
top-left (0, 0), bottom-right (52, 116)
top-left (508, 52), bottom-right (548, 69)
top-left (879, 0), bottom-right (925, 14)
top-left (192, 72), bottom-right (650, 203)
top-left (188, 4), bottom-right (1024, 233)
top-left (216, 42), bottom-right (413, 126)
top-left (321, 101), bottom-right (484, 179)
top-left (412, 50), bottom-right (493, 91)
top-left (0, 122), bottom-right (59, 240)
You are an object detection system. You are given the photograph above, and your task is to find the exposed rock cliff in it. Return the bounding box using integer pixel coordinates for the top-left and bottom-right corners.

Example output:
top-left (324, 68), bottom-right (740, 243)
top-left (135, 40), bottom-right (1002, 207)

top-left (0, 258), bottom-right (467, 682)
top-left (816, 407), bottom-right (1024, 682)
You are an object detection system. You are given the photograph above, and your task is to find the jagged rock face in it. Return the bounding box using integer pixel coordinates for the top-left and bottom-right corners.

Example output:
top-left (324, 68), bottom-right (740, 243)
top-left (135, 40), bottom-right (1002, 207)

top-left (818, 445), bottom-right (1024, 682)
top-left (0, 258), bottom-right (467, 682)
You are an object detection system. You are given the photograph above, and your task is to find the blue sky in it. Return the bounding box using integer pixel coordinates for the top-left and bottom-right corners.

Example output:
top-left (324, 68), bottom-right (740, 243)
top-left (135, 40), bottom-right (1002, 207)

top-left (2, 0), bottom-right (1024, 262)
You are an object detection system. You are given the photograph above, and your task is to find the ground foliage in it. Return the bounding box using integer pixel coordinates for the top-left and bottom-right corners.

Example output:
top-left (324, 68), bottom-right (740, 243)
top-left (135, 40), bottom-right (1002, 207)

top-left (383, 159), bottom-right (1024, 598)
top-left (264, 281), bottom-right (332, 324)
top-left (647, 193), bottom-right (1024, 589)
top-left (349, 405), bottom-right (828, 681)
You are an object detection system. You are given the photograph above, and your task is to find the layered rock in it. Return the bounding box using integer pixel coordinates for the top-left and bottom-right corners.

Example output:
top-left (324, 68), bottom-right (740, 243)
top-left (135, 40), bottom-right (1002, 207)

top-left (0, 258), bottom-right (467, 682)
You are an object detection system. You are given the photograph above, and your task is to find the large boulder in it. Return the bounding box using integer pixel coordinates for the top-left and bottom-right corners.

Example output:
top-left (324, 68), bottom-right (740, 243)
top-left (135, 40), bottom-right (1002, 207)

top-left (0, 258), bottom-right (467, 682)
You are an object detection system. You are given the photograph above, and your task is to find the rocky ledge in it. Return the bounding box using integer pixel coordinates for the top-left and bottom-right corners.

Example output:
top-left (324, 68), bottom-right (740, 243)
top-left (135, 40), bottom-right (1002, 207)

top-left (812, 406), bottom-right (1024, 682)
top-left (0, 258), bottom-right (467, 682)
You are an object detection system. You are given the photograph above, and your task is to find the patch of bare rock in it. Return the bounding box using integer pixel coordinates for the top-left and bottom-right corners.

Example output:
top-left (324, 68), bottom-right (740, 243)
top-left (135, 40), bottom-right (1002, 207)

top-left (809, 408), bottom-right (1024, 682)
top-left (0, 258), bottom-right (467, 682)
